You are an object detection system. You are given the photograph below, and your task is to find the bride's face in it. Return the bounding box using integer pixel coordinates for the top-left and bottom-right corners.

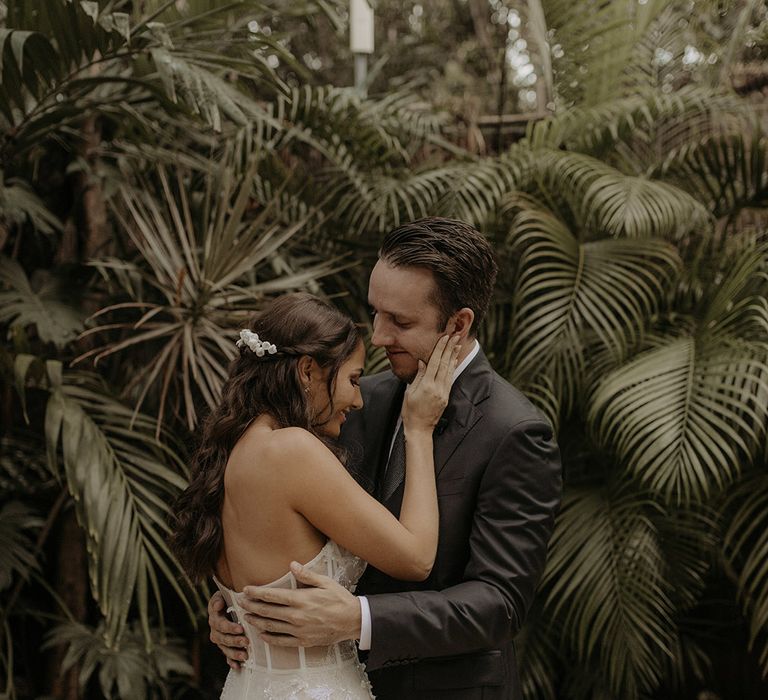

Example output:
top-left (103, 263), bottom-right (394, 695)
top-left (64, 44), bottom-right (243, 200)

top-left (311, 341), bottom-right (365, 438)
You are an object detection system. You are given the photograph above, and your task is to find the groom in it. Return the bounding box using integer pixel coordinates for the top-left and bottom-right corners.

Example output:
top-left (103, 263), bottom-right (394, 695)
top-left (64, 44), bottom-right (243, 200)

top-left (208, 217), bottom-right (561, 699)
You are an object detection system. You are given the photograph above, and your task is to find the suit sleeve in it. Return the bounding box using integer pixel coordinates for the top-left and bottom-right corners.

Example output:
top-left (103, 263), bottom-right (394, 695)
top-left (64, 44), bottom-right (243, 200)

top-left (364, 418), bottom-right (561, 669)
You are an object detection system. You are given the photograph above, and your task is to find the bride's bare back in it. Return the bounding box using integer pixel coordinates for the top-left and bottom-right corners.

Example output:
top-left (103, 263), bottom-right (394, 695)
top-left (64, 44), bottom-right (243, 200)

top-left (217, 417), bottom-right (328, 589)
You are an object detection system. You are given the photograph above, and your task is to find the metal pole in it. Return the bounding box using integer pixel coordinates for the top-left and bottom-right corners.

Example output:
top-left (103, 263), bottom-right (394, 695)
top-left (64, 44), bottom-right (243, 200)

top-left (354, 54), bottom-right (368, 97)
top-left (350, 0), bottom-right (374, 97)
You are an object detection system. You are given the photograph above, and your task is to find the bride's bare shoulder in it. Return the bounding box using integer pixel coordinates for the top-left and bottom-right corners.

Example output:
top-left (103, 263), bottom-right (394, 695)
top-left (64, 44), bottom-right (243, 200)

top-left (228, 426), bottom-right (335, 483)
top-left (263, 426), bottom-right (329, 460)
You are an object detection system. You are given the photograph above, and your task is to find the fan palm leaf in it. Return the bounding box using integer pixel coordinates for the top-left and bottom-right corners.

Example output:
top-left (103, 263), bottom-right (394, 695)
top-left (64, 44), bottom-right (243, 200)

top-left (78, 154), bottom-right (337, 428)
top-left (0, 171), bottom-right (62, 235)
top-left (45, 619), bottom-right (192, 700)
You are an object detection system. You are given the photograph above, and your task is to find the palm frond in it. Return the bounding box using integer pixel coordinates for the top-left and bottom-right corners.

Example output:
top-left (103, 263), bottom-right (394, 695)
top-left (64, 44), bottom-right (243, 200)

top-left (15, 356), bottom-right (199, 647)
top-left (527, 87), bottom-right (747, 157)
top-left (540, 486), bottom-right (675, 699)
top-left (723, 472), bottom-right (768, 676)
top-left (0, 501), bottom-right (41, 592)
top-left (45, 619), bottom-right (192, 700)
top-left (534, 149), bottom-right (709, 239)
top-left (79, 155), bottom-right (337, 428)
top-left (658, 128), bottom-right (768, 220)
top-left (0, 172), bottom-right (62, 234)
top-left (0, 257), bottom-right (83, 347)
top-left (268, 85), bottom-right (447, 165)
top-left (0, 0), bottom-right (286, 160)
top-left (506, 205), bottom-right (680, 412)
top-left (589, 329), bottom-right (768, 504)
top-left (332, 155), bottom-right (524, 235)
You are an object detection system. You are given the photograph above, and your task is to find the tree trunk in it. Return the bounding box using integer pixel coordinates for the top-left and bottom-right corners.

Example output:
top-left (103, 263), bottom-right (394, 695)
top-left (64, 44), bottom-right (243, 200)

top-left (47, 506), bottom-right (88, 700)
top-left (80, 114), bottom-right (110, 261)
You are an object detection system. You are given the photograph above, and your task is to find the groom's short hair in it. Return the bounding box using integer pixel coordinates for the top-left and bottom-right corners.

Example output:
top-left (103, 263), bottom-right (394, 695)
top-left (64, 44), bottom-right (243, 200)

top-left (379, 217), bottom-right (498, 333)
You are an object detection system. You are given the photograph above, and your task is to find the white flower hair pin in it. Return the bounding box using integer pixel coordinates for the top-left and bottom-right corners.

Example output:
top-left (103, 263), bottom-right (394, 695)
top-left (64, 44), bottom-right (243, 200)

top-left (236, 329), bottom-right (278, 357)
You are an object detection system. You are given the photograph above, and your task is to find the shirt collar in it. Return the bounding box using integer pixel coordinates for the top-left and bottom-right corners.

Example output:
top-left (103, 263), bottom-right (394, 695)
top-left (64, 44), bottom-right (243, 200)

top-left (452, 339), bottom-right (480, 385)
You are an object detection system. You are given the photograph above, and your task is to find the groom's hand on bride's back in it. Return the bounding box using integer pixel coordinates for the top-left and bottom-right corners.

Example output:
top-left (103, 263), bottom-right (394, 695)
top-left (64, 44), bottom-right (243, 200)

top-left (208, 591), bottom-right (250, 670)
top-left (239, 562), bottom-right (361, 648)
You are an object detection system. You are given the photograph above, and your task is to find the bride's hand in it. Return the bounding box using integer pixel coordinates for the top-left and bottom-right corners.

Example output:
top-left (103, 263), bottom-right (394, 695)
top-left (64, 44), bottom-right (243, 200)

top-left (402, 334), bottom-right (461, 434)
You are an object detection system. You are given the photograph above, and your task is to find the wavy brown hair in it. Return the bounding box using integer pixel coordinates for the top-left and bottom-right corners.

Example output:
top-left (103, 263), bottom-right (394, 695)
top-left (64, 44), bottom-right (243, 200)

top-left (169, 293), bottom-right (362, 582)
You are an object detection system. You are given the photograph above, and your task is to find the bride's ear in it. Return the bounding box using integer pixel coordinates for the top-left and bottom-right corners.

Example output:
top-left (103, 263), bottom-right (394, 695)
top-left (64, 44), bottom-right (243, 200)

top-left (297, 355), bottom-right (314, 390)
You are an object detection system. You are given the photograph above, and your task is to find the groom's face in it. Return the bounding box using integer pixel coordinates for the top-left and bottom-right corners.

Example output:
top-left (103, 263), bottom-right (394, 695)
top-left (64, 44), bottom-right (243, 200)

top-left (368, 260), bottom-right (447, 382)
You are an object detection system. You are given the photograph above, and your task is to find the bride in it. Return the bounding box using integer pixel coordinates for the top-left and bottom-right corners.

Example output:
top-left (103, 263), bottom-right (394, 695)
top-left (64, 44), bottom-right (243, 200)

top-left (170, 293), bottom-right (459, 699)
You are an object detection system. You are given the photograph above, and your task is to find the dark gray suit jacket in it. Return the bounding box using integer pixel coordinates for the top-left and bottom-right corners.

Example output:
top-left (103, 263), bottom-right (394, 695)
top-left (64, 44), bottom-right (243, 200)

top-left (339, 349), bottom-right (561, 700)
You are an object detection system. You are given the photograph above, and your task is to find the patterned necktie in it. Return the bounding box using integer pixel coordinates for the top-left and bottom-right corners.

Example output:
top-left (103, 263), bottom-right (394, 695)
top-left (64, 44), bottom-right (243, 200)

top-left (380, 422), bottom-right (405, 502)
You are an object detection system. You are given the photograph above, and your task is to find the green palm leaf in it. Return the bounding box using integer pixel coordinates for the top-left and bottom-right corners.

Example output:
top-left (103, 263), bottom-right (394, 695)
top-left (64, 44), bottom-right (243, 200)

top-left (507, 205), bottom-right (680, 411)
top-left (78, 154), bottom-right (336, 428)
top-left (535, 149), bottom-right (708, 239)
top-left (333, 156), bottom-right (523, 235)
top-left (0, 0), bottom-right (285, 160)
top-left (16, 356), bottom-right (199, 647)
top-left (589, 245), bottom-right (768, 503)
top-left (540, 486), bottom-right (675, 699)
top-left (723, 472), bottom-right (768, 675)
top-left (590, 336), bottom-right (768, 503)
top-left (0, 172), bottom-right (62, 235)
top-left (45, 620), bottom-right (192, 700)
top-left (527, 87), bottom-right (746, 158)
top-left (0, 257), bottom-right (83, 347)
top-left (0, 501), bottom-right (41, 592)
top-left (659, 129), bottom-right (768, 220)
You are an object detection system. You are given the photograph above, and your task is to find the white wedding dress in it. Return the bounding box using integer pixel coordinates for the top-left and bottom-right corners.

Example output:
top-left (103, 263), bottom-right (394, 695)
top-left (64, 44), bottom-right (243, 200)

top-left (214, 541), bottom-right (375, 699)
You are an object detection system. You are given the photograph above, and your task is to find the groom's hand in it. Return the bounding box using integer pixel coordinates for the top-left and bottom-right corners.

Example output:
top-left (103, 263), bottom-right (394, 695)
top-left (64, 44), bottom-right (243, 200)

top-left (240, 562), bottom-right (362, 647)
top-left (208, 591), bottom-right (250, 669)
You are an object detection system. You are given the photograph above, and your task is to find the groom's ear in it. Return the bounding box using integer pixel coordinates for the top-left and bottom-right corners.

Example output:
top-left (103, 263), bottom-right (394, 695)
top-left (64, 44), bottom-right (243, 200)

top-left (447, 308), bottom-right (475, 339)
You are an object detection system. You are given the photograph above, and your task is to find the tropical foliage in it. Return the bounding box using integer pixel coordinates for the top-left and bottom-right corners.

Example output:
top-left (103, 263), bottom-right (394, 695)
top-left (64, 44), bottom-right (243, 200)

top-left (1, 0), bottom-right (767, 698)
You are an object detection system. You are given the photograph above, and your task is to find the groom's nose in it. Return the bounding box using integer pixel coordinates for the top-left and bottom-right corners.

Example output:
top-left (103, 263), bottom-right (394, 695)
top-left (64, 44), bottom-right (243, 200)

top-left (370, 316), bottom-right (393, 347)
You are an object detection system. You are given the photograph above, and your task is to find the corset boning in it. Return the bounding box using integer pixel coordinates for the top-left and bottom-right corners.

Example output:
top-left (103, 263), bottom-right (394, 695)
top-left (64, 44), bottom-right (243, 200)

top-left (214, 541), bottom-right (367, 672)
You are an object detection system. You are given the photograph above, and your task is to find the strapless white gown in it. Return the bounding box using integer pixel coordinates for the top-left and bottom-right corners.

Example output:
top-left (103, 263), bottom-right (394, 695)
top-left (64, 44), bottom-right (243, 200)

top-left (214, 541), bottom-right (375, 699)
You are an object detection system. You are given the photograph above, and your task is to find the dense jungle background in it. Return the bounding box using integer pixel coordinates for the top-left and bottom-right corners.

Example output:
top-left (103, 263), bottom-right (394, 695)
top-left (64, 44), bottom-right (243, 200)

top-left (2, 1), bottom-right (768, 698)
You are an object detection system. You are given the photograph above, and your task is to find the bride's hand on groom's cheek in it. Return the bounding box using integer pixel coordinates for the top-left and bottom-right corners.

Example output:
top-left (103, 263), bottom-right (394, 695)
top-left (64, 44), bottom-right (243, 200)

top-left (240, 563), bottom-right (362, 648)
top-left (208, 591), bottom-right (250, 670)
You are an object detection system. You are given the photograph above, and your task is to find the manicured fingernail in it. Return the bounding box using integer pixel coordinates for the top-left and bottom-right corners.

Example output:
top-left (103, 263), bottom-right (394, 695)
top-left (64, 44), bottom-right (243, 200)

top-left (290, 561), bottom-right (302, 573)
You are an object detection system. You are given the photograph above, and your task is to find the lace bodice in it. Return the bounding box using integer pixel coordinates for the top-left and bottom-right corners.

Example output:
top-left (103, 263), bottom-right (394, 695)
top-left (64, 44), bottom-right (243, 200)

top-left (214, 540), bottom-right (368, 673)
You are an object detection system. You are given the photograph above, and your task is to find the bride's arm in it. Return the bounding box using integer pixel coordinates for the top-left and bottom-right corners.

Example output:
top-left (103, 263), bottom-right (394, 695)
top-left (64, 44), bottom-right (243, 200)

top-left (278, 335), bottom-right (458, 581)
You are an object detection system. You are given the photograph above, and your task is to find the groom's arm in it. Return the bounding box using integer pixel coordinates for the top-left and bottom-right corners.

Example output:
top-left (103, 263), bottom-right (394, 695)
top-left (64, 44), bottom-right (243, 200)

top-left (365, 418), bottom-right (560, 669)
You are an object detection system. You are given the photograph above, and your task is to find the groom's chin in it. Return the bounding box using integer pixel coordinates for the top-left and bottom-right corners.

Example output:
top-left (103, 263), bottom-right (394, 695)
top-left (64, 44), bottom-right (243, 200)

top-left (389, 363), bottom-right (418, 383)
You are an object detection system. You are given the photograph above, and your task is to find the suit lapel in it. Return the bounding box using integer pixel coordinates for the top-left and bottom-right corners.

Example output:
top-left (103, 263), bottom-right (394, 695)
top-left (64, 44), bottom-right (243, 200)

top-left (381, 349), bottom-right (495, 511)
top-left (362, 373), bottom-right (405, 494)
top-left (433, 389), bottom-right (482, 478)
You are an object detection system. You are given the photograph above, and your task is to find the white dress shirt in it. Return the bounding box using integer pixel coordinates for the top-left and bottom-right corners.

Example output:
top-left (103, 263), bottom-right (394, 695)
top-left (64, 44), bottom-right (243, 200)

top-left (358, 340), bottom-right (481, 649)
